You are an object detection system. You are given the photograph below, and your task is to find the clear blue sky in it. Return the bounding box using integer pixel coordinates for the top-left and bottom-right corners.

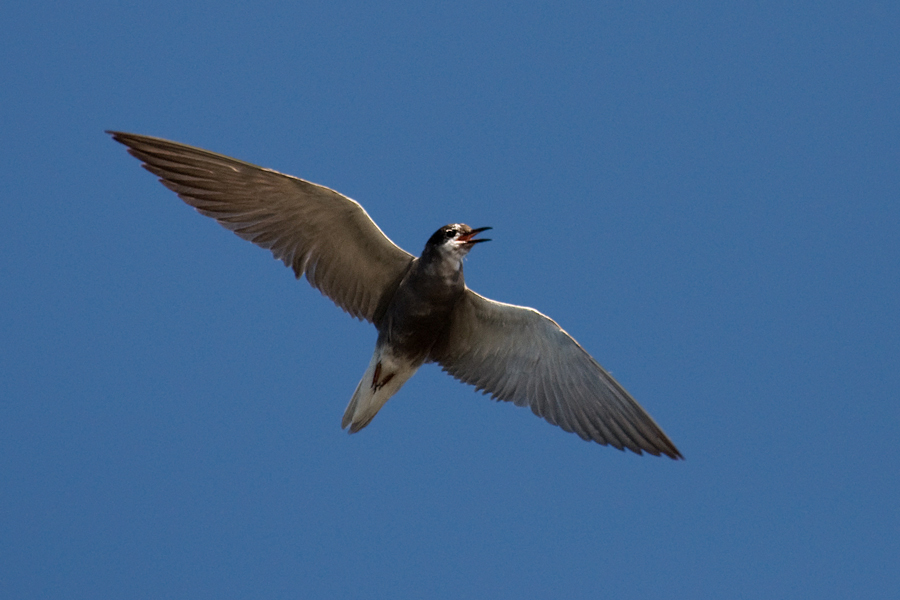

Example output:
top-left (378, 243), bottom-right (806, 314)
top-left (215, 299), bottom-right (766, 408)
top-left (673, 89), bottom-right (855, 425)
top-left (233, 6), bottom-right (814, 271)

top-left (2, 1), bottom-right (898, 598)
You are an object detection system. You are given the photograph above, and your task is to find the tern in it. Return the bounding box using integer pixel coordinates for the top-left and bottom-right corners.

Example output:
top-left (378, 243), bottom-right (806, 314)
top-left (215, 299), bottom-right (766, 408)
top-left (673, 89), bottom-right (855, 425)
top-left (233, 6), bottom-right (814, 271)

top-left (109, 131), bottom-right (682, 459)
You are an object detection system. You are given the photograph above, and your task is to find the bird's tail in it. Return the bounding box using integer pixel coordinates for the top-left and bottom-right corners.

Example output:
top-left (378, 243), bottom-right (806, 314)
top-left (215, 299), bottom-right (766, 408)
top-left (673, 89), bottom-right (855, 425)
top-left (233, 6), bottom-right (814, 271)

top-left (342, 347), bottom-right (419, 433)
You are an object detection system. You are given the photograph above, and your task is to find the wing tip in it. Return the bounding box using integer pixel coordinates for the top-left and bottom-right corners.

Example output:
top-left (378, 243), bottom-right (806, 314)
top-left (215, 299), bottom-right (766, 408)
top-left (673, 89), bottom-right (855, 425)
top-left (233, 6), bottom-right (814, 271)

top-left (107, 130), bottom-right (138, 145)
top-left (585, 429), bottom-right (683, 460)
top-left (632, 442), bottom-right (684, 460)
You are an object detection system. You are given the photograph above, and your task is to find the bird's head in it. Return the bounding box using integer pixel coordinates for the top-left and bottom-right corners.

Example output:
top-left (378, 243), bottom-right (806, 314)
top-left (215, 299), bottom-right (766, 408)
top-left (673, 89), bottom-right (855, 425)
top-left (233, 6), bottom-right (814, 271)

top-left (425, 223), bottom-right (491, 257)
top-left (420, 224), bottom-right (492, 271)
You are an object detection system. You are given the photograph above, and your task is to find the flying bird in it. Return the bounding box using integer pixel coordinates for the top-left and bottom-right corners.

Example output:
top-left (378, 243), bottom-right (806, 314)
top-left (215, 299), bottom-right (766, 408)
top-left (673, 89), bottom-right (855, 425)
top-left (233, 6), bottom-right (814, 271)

top-left (109, 131), bottom-right (682, 459)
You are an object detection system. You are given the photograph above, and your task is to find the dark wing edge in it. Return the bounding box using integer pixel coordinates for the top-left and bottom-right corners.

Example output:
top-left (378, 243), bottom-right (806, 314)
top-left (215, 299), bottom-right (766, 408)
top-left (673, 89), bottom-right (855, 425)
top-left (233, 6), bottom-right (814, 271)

top-left (108, 131), bottom-right (413, 322)
top-left (430, 290), bottom-right (683, 459)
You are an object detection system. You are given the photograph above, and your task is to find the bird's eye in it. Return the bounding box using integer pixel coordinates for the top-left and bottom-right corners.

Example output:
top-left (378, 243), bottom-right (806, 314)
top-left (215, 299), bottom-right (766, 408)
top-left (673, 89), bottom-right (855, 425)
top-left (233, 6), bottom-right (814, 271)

top-left (445, 229), bottom-right (457, 239)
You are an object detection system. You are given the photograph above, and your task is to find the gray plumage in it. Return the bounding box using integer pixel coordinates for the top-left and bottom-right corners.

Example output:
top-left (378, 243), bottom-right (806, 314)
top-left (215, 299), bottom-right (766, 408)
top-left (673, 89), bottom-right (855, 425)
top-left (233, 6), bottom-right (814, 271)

top-left (109, 131), bottom-right (682, 459)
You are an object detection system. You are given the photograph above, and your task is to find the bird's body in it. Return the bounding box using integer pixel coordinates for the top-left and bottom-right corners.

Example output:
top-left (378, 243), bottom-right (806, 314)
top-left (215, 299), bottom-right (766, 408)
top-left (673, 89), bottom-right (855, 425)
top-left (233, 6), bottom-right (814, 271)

top-left (346, 224), bottom-right (488, 431)
top-left (109, 131), bottom-right (682, 459)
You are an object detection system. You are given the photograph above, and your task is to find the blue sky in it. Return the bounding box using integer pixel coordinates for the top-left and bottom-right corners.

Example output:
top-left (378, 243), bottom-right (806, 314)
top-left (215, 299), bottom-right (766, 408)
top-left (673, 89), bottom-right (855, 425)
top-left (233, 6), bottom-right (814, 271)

top-left (2, 1), bottom-right (898, 598)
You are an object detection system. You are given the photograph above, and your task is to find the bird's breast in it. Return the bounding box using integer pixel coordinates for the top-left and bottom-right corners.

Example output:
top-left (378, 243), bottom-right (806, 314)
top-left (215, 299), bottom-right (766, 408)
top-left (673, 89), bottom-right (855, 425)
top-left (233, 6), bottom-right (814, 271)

top-left (376, 263), bottom-right (465, 360)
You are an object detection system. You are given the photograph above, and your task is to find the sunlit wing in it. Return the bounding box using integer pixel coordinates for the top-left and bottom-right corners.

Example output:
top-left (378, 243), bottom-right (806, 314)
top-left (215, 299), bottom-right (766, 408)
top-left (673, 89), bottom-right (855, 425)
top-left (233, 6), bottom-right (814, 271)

top-left (109, 131), bottom-right (413, 322)
top-left (430, 290), bottom-right (682, 458)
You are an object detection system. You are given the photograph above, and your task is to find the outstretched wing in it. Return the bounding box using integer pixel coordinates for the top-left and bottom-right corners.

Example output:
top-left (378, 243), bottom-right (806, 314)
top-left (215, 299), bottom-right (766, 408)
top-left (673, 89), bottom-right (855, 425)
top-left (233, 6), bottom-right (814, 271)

top-left (109, 131), bottom-right (413, 322)
top-left (431, 290), bottom-right (682, 458)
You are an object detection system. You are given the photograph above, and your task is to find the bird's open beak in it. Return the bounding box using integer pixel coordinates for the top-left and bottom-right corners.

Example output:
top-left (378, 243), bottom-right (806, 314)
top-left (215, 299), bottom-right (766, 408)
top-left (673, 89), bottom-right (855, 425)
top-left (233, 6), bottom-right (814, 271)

top-left (459, 226), bottom-right (492, 244)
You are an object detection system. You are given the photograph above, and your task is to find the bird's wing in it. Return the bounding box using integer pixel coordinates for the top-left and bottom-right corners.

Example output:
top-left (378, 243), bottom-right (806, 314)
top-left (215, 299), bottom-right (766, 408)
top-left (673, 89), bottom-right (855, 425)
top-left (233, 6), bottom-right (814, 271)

top-left (109, 131), bottom-right (413, 322)
top-left (430, 290), bottom-right (682, 458)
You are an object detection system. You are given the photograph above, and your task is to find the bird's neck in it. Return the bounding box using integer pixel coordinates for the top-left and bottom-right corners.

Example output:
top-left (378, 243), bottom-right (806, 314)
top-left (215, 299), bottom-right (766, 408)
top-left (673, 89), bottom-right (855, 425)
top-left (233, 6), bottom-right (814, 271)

top-left (421, 243), bottom-right (469, 281)
top-left (418, 251), bottom-right (466, 291)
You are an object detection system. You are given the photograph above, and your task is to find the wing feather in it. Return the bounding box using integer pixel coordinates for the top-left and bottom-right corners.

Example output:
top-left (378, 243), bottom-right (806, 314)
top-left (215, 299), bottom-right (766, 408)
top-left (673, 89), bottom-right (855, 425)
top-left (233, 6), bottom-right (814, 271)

top-left (109, 131), bottom-right (413, 322)
top-left (431, 290), bottom-right (682, 458)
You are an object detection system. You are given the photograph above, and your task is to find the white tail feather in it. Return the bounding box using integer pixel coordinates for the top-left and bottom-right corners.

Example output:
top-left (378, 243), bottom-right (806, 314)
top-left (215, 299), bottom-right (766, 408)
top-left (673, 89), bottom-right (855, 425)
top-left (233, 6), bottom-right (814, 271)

top-left (342, 347), bottom-right (419, 433)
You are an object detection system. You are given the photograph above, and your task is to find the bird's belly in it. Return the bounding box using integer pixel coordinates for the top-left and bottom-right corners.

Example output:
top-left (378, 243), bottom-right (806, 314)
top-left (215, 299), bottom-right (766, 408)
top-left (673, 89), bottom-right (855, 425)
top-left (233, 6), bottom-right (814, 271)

top-left (383, 308), bottom-right (454, 361)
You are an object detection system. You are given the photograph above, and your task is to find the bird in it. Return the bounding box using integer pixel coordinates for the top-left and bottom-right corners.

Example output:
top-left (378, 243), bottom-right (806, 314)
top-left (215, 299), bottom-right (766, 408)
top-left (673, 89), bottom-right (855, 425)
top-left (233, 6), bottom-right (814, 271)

top-left (108, 131), bottom-right (682, 459)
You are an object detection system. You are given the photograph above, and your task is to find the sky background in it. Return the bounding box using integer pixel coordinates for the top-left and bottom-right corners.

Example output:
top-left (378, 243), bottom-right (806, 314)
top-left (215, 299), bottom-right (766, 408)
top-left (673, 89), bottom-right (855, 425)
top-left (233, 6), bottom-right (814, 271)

top-left (2, 1), bottom-right (898, 598)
